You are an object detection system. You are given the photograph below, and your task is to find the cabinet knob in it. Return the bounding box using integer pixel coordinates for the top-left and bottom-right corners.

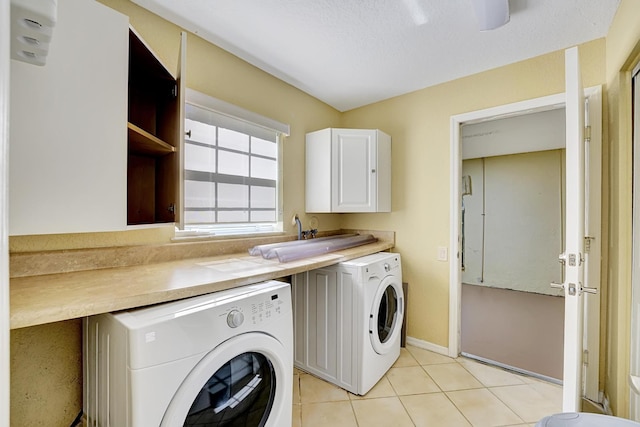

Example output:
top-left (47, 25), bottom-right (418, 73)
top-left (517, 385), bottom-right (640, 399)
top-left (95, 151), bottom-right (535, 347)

top-left (371, 169), bottom-right (376, 173)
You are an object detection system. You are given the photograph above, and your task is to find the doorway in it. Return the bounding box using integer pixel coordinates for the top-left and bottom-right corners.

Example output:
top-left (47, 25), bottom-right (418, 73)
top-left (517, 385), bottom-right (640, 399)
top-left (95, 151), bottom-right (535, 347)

top-left (449, 86), bottom-right (603, 403)
top-left (460, 122), bottom-right (566, 380)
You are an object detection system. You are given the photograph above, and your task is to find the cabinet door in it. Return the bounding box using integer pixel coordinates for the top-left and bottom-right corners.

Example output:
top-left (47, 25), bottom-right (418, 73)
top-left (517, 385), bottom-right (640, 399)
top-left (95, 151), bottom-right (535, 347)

top-left (305, 128), bottom-right (333, 213)
top-left (9, 0), bottom-right (128, 235)
top-left (306, 268), bottom-right (339, 379)
top-left (292, 266), bottom-right (359, 391)
top-left (175, 32), bottom-right (187, 229)
top-left (331, 129), bottom-right (377, 212)
top-left (334, 268), bottom-right (358, 391)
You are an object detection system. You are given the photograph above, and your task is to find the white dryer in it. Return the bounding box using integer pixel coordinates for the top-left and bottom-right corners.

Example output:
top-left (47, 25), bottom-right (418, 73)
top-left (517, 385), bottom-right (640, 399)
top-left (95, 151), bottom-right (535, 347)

top-left (293, 252), bottom-right (403, 395)
top-left (84, 280), bottom-right (293, 427)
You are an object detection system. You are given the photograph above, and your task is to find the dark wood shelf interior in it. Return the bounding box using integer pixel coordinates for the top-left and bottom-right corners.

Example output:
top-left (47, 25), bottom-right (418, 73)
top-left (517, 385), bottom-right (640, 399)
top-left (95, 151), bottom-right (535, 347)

top-left (127, 28), bottom-right (179, 226)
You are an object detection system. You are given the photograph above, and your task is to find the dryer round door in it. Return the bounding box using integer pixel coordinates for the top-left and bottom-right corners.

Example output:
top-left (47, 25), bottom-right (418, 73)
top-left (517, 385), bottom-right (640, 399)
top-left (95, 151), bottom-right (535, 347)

top-left (161, 332), bottom-right (291, 427)
top-left (369, 275), bottom-right (404, 355)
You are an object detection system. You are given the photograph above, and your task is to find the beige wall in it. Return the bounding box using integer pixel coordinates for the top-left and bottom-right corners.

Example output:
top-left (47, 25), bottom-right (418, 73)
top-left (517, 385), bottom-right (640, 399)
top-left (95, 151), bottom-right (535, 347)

top-left (603, 0), bottom-right (640, 417)
top-left (10, 320), bottom-right (82, 427)
top-left (340, 40), bottom-right (606, 347)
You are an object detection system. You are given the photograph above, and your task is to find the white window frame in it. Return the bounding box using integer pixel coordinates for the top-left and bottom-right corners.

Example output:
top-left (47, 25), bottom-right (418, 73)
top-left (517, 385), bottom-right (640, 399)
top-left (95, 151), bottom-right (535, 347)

top-left (176, 89), bottom-right (289, 238)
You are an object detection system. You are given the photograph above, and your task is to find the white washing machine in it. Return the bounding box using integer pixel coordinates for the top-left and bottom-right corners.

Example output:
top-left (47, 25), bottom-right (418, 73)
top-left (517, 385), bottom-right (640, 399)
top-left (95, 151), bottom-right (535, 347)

top-left (292, 252), bottom-right (403, 395)
top-left (83, 280), bottom-right (293, 427)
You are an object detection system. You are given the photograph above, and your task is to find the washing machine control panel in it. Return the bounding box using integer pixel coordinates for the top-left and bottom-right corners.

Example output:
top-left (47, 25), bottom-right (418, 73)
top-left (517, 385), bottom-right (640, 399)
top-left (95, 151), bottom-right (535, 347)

top-left (222, 290), bottom-right (288, 329)
top-left (249, 291), bottom-right (287, 325)
top-left (363, 255), bottom-right (401, 280)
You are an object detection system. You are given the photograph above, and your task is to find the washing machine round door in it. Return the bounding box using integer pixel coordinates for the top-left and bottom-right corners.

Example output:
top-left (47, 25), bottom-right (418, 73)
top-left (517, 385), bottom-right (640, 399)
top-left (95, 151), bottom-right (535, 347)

top-left (161, 332), bottom-right (291, 427)
top-left (369, 275), bottom-right (404, 355)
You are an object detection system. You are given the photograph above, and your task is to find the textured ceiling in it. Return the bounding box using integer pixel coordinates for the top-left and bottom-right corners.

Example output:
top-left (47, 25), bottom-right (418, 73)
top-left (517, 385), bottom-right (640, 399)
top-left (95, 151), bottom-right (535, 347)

top-left (132, 0), bottom-right (620, 112)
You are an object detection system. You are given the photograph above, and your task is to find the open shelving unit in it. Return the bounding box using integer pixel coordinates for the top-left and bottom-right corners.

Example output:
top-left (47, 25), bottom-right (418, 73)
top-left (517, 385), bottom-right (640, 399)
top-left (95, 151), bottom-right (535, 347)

top-left (127, 28), bottom-right (181, 225)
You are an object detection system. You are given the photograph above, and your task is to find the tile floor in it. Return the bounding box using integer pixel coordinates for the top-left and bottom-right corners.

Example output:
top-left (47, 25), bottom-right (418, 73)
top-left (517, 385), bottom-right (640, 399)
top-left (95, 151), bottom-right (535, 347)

top-left (292, 345), bottom-right (563, 427)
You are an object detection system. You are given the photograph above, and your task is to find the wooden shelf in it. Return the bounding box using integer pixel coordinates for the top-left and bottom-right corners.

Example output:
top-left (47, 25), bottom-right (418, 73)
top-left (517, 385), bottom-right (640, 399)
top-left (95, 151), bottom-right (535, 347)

top-left (128, 122), bottom-right (175, 156)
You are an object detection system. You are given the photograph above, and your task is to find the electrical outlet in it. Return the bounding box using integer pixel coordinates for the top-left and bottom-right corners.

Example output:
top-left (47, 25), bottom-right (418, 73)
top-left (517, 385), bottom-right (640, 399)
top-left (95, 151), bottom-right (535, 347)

top-left (437, 246), bottom-right (448, 261)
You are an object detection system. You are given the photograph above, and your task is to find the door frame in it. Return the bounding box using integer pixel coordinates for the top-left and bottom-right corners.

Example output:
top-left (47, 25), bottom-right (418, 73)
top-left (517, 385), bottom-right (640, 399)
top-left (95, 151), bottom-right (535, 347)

top-left (629, 63), bottom-right (640, 420)
top-left (449, 86), bottom-right (603, 401)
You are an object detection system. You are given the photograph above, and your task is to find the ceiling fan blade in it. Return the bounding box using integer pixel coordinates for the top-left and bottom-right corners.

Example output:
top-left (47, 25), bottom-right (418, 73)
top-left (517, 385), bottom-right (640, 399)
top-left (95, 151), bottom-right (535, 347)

top-left (471, 0), bottom-right (510, 31)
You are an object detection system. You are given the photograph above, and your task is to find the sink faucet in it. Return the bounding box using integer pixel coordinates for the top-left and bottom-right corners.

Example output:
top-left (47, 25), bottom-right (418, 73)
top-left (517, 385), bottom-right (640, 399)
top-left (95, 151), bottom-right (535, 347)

top-left (294, 215), bottom-right (302, 240)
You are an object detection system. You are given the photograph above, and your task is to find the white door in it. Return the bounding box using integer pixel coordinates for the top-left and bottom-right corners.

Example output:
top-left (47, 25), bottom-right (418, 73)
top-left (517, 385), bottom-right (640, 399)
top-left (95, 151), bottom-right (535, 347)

top-left (450, 48), bottom-right (602, 409)
top-left (563, 46), bottom-right (598, 412)
top-left (0, 0), bottom-right (10, 423)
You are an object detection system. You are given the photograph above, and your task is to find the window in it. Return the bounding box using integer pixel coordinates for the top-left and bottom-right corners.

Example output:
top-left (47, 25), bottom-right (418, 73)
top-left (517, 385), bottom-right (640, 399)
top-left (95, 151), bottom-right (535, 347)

top-left (180, 89), bottom-right (289, 236)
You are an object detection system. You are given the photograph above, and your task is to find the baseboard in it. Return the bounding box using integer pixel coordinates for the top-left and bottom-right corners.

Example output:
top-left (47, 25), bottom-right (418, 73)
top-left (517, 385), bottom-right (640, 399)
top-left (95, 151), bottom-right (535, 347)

top-left (405, 336), bottom-right (450, 356)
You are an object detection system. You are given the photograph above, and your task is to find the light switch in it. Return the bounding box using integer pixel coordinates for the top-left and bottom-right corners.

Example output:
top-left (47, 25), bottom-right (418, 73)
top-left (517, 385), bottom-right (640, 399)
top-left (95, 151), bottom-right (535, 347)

top-left (437, 246), bottom-right (448, 261)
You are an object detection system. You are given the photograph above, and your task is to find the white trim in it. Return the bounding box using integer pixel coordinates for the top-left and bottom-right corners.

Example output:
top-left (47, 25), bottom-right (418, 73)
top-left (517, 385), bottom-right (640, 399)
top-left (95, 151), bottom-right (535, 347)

top-left (1, 0), bottom-right (10, 423)
top-left (449, 115), bottom-right (462, 358)
top-left (633, 62), bottom-right (640, 80)
top-left (405, 336), bottom-right (450, 357)
top-left (630, 66), bottom-right (640, 421)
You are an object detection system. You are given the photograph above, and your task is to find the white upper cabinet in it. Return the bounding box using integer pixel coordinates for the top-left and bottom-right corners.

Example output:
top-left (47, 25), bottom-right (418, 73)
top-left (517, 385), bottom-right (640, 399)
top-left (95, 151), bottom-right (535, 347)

top-left (9, 0), bottom-right (129, 235)
top-left (306, 128), bottom-right (391, 213)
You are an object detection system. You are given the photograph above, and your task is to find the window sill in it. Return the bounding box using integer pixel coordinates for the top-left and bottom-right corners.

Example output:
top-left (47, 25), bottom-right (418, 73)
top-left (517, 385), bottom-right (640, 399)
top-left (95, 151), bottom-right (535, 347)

top-left (172, 229), bottom-right (286, 243)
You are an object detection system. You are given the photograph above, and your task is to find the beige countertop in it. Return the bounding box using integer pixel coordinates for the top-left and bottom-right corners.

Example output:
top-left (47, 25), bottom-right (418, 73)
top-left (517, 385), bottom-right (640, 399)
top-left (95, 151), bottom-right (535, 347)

top-left (10, 232), bottom-right (393, 330)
